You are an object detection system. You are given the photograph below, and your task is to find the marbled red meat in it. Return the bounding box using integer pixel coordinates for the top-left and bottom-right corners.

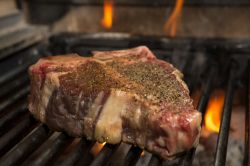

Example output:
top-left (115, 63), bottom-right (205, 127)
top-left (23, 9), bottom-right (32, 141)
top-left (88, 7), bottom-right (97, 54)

top-left (28, 46), bottom-right (201, 160)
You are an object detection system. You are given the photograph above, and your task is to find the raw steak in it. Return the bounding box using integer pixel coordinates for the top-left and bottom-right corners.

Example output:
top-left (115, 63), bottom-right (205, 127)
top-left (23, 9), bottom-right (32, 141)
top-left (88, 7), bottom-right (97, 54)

top-left (28, 46), bottom-right (201, 159)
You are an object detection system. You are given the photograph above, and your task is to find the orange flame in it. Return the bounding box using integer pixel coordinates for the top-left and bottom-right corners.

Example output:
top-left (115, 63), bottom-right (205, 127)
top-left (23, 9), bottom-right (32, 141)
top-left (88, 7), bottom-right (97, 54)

top-left (101, 0), bottom-right (113, 29)
top-left (205, 90), bottom-right (225, 133)
top-left (164, 0), bottom-right (184, 37)
top-left (140, 150), bottom-right (145, 156)
top-left (90, 142), bottom-right (106, 156)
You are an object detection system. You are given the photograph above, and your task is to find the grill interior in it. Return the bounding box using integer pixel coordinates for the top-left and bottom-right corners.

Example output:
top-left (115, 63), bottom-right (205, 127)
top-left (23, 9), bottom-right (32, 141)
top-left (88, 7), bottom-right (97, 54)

top-left (0, 33), bottom-right (249, 166)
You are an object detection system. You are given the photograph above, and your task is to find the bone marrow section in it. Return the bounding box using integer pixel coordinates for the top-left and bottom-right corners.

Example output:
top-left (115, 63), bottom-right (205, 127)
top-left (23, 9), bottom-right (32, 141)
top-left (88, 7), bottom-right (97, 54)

top-left (28, 46), bottom-right (201, 160)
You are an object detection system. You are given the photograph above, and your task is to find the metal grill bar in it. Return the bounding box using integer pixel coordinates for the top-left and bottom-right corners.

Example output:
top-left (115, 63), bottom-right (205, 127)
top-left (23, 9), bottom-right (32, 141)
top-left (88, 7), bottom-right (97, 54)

top-left (182, 54), bottom-right (195, 92)
top-left (74, 141), bottom-right (95, 166)
top-left (105, 143), bottom-right (131, 166)
top-left (198, 68), bottom-right (217, 117)
top-left (0, 114), bottom-right (34, 156)
top-left (243, 60), bottom-right (250, 166)
top-left (0, 125), bottom-right (51, 166)
top-left (106, 142), bottom-right (132, 166)
top-left (90, 144), bottom-right (119, 166)
top-left (0, 86), bottom-right (30, 112)
top-left (123, 146), bottom-right (143, 166)
top-left (136, 151), bottom-right (152, 166)
top-left (214, 62), bottom-right (237, 166)
top-left (54, 139), bottom-right (90, 166)
top-left (180, 67), bottom-right (217, 166)
top-left (0, 64), bottom-right (29, 87)
top-left (0, 103), bottom-right (27, 130)
top-left (22, 132), bottom-right (72, 166)
top-left (0, 74), bottom-right (29, 99)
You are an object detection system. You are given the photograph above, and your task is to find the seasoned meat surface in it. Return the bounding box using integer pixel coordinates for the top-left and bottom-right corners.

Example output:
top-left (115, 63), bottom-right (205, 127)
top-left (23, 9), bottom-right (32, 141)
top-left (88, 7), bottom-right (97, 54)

top-left (28, 46), bottom-right (201, 160)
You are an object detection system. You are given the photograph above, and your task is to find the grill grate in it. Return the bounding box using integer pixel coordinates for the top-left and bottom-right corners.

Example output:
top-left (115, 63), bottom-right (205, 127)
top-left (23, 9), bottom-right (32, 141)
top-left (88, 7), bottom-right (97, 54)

top-left (243, 60), bottom-right (250, 166)
top-left (0, 33), bottom-right (249, 166)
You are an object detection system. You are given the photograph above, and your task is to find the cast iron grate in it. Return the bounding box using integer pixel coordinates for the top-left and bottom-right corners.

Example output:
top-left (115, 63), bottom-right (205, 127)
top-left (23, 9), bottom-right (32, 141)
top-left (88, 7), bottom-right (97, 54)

top-left (0, 33), bottom-right (249, 166)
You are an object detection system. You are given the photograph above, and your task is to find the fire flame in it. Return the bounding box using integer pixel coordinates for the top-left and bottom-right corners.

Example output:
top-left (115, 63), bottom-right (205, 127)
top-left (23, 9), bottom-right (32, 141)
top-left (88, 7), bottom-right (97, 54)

top-left (101, 0), bottom-right (113, 29)
top-left (164, 0), bottom-right (184, 37)
top-left (90, 142), bottom-right (106, 156)
top-left (205, 90), bottom-right (225, 133)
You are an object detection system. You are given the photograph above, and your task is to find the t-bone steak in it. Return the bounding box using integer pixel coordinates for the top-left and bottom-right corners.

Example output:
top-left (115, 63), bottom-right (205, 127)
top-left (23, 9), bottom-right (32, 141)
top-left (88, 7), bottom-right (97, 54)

top-left (28, 46), bottom-right (201, 160)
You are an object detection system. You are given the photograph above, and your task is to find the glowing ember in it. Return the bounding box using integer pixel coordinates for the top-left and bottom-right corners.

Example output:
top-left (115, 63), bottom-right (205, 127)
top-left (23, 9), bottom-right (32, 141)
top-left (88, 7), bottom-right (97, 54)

top-left (205, 90), bottom-right (225, 133)
top-left (90, 142), bottom-right (106, 156)
top-left (101, 0), bottom-right (113, 29)
top-left (164, 0), bottom-right (184, 37)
